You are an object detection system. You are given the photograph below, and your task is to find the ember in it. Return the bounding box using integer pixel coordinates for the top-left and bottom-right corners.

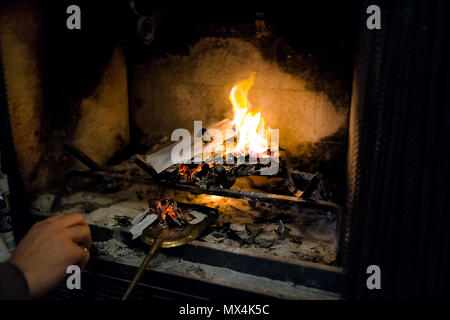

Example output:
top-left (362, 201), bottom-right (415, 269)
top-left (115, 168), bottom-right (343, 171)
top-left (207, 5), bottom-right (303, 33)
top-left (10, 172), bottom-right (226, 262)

top-left (178, 163), bottom-right (209, 182)
top-left (150, 199), bottom-right (185, 226)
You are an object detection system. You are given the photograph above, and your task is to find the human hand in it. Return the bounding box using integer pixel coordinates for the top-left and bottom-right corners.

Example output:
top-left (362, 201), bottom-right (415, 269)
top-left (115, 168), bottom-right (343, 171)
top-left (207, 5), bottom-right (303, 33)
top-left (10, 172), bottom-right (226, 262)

top-left (8, 213), bottom-right (92, 298)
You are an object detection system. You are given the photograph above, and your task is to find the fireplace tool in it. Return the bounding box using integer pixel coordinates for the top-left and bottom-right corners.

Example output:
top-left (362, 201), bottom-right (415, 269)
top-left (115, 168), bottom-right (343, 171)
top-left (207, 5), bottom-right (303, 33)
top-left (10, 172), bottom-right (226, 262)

top-left (122, 204), bottom-right (217, 300)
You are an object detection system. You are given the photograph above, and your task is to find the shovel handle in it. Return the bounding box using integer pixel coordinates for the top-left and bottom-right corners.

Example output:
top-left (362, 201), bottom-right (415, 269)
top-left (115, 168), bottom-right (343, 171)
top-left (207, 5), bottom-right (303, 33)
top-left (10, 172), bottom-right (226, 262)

top-left (122, 237), bottom-right (163, 300)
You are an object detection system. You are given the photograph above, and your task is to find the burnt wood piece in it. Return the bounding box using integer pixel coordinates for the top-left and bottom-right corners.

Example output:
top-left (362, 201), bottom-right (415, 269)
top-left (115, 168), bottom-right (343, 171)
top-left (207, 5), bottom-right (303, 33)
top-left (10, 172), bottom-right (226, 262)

top-left (131, 157), bottom-right (336, 213)
top-left (204, 164), bottom-right (234, 188)
top-left (55, 145), bottom-right (342, 216)
top-left (131, 154), bottom-right (159, 179)
top-left (280, 150), bottom-right (300, 196)
top-left (301, 171), bottom-right (324, 199)
top-left (51, 169), bottom-right (341, 215)
top-left (63, 144), bottom-right (102, 171)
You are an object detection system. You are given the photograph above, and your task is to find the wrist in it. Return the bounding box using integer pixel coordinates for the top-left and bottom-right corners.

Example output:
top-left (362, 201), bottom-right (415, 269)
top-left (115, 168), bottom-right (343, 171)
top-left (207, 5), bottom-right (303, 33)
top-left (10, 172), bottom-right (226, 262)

top-left (0, 262), bottom-right (30, 299)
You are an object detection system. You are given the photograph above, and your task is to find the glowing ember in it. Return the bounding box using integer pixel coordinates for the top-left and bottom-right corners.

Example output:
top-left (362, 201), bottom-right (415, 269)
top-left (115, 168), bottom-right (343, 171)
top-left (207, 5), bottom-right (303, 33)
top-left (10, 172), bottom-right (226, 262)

top-left (178, 163), bottom-right (209, 181)
top-left (229, 73), bottom-right (270, 157)
top-left (151, 199), bottom-right (184, 225)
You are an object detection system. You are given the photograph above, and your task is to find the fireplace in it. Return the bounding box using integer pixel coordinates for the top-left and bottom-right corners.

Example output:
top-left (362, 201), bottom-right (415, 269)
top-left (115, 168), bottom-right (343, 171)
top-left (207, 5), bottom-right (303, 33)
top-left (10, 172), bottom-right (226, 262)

top-left (0, 0), bottom-right (449, 300)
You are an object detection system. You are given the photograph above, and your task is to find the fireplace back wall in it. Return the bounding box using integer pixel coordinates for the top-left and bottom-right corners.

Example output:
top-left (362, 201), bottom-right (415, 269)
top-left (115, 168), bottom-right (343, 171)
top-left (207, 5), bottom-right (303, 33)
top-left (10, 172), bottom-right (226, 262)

top-left (128, 2), bottom-right (356, 177)
top-left (131, 38), bottom-right (346, 155)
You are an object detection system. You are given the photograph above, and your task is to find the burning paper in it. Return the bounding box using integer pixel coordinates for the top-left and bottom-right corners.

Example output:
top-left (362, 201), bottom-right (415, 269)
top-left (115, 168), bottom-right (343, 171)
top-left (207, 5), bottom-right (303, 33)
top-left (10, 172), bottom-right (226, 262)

top-left (184, 210), bottom-right (207, 225)
top-left (145, 119), bottom-right (234, 173)
top-left (145, 73), bottom-right (277, 174)
top-left (131, 209), bottom-right (149, 226)
top-left (130, 213), bottom-right (158, 239)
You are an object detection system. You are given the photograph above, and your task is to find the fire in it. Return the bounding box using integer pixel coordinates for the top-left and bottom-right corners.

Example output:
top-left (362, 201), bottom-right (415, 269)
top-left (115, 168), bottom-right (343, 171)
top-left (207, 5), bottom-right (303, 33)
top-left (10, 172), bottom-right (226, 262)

top-left (229, 73), bottom-right (270, 156)
top-left (178, 163), bottom-right (203, 181)
top-left (155, 200), bottom-right (176, 220)
top-left (178, 163), bottom-right (211, 181)
top-left (152, 199), bottom-right (184, 225)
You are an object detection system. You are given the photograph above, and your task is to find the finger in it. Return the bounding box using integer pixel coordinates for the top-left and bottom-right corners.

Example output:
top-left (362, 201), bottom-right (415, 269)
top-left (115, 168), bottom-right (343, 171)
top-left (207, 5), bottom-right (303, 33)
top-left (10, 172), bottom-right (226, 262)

top-left (59, 213), bottom-right (88, 228)
top-left (68, 243), bottom-right (89, 266)
top-left (45, 212), bottom-right (65, 222)
top-left (79, 248), bottom-right (90, 269)
top-left (67, 225), bottom-right (92, 250)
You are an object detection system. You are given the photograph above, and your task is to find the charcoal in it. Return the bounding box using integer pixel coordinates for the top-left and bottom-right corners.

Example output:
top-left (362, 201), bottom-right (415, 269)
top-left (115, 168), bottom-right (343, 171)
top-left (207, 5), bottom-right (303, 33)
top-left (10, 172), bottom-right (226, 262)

top-left (149, 199), bottom-right (186, 227)
top-left (204, 164), bottom-right (232, 188)
top-left (114, 215), bottom-right (132, 228)
top-left (196, 163), bottom-right (210, 177)
top-left (230, 164), bottom-right (257, 177)
top-left (272, 220), bottom-right (285, 238)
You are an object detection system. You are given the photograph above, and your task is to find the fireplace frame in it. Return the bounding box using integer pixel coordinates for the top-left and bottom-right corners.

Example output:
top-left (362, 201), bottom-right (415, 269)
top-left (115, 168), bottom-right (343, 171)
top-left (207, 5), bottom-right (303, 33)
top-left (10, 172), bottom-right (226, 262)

top-left (1, 0), bottom-right (449, 300)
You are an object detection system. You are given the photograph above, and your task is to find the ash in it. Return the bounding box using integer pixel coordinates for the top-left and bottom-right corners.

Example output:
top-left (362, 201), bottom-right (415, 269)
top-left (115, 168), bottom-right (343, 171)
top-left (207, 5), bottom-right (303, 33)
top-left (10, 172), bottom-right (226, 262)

top-left (31, 159), bottom-right (338, 265)
top-left (91, 239), bottom-right (338, 300)
top-left (94, 239), bottom-right (144, 265)
top-left (32, 179), bottom-right (337, 265)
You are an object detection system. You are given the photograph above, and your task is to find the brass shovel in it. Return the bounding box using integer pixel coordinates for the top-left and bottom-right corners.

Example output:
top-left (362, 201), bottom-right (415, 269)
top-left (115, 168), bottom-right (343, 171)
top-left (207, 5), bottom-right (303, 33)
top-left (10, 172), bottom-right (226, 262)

top-left (122, 210), bottom-right (216, 300)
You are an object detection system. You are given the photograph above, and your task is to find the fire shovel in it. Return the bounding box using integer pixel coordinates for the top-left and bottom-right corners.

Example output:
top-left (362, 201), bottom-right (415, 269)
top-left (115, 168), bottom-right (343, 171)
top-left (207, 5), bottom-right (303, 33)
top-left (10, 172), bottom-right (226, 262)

top-left (122, 210), bottom-right (216, 300)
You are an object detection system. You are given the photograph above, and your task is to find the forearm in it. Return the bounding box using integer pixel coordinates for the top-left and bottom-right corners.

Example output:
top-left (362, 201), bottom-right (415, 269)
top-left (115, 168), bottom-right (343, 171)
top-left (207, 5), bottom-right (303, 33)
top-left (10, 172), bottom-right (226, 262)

top-left (0, 262), bottom-right (30, 300)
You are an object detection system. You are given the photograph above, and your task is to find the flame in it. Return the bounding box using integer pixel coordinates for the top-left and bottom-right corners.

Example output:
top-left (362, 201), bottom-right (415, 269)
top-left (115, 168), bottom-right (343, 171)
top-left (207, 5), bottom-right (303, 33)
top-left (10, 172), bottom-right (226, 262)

top-left (178, 163), bottom-right (205, 181)
top-left (229, 73), bottom-right (270, 156)
top-left (154, 199), bottom-right (180, 221)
